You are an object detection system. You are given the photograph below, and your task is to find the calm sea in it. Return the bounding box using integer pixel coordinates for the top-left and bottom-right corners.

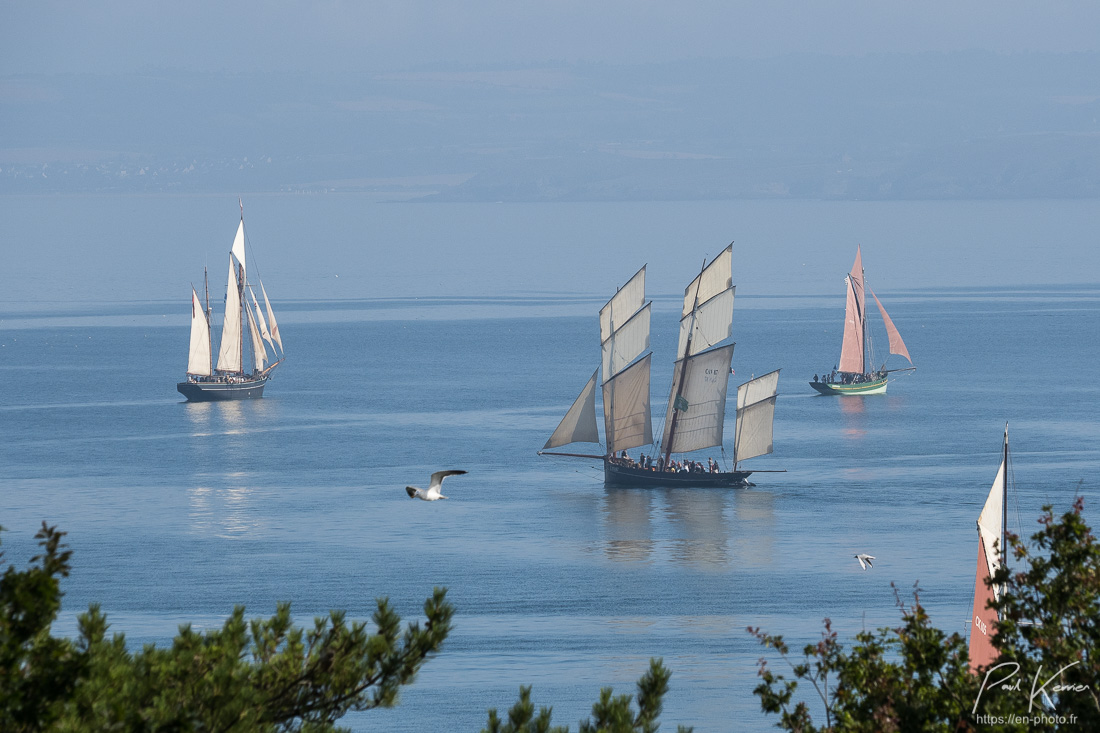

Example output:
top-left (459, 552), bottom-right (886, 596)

top-left (1, 196), bottom-right (1098, 730)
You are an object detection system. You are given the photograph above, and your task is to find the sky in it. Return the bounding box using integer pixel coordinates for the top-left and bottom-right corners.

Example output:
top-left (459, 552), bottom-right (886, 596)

top-left (5, 1), bottom-right (1100, 75)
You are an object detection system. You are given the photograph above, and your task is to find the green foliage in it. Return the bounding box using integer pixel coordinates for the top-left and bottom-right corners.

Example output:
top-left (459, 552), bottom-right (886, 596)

top-left (0, 523), bottom-right (85, 732)
top-left (0, 522), bottom-right (453, 732)
top-left (988, 496), bottom-right (1100, 725)
top-left (750, 500), bottom-right (1100, 732)
top-left (483, 658), bottom-right (692, 733)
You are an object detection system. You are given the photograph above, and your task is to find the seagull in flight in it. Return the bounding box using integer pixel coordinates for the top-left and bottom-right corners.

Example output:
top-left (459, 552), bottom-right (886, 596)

top-left (855, 553), bottom-right (875, 570)
top-left (406, 470), bottom-right (467, 501)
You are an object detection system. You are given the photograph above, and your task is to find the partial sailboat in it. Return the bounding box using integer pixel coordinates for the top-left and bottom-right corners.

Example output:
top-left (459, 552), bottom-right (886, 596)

top-left (969, 426), bottom-right (1010, 673)
top-left (177, 203), bottom-right (284, 401)
top-left (810, 246), bottom-right (913, 395)
top-left (540, 246), bottom-right (781, 487)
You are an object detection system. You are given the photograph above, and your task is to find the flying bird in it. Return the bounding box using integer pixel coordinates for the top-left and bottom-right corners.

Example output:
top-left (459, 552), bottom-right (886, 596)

top-left (855, 553), bottom-right (875, 570)
top-left (405, 470), bottom-right (467, 501)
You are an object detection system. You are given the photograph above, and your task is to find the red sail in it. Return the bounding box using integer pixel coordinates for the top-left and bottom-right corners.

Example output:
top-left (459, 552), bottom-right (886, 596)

top-left (838, 247), bottom-right (865, 373)
top-left (969, 537), bottom-right (999, 673)
top-left (869, 287), bottom-right (912, 364)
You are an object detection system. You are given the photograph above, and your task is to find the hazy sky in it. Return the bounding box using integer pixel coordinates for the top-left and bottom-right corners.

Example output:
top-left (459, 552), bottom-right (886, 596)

top-left (5, 1), bottom-right (1100, 75)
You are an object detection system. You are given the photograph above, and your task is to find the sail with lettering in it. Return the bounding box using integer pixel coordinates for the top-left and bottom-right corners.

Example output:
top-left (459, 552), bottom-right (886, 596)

top-left (811, 245), bottom-right (914, 395)
top-left (177, 203), bottom-right (285, 401)
top-left (969, 427), bottom-right (1009, 673)
top-left (540, 245), bottom-right (782, 487)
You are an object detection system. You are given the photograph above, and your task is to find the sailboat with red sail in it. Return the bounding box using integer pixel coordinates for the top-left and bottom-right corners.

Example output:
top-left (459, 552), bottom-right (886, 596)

top-left (810, 246), bottom-right (914, 395)
top-left (969, 427), bottom-right (1010, 673)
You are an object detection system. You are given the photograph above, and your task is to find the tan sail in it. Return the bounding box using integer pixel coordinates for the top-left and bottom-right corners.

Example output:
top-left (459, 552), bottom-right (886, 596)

top-left (186, 287), bottom-right (212, 376)
top-left (544, 369), bottom-right (600, 449)
top-left (869, 287), bottom-right (912, 364)
top-left (260, 282), bottom-right (283, 353)
top-left (603, 354), bottom-right (653, 454)
top-left (734, 369), bottom-right (780, 462)
top-left (838, 247), bottom-right (866, 374)
top-left (215, 256), bottom-right (243, 373)
top-left (677, 286), bottom-right (734, 358)
top-left (602, 302), bottom-right (651, 378)
top-left (247, 303), bottom-right (268, 371)
top-left (661, 344), bottom-right (735, 454)
top-left (681, 245), bottom-right (732, 318)
top-left (249, 286), bottom-right (275, 351)
top-left (969, 429), bottom-right (1007, 673)
top-left (600, 265), bottom-right (646, 343)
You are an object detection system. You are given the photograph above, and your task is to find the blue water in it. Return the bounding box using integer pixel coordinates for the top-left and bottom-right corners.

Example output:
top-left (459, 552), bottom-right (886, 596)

top-left (1, 198), bottom-right (1099, 731)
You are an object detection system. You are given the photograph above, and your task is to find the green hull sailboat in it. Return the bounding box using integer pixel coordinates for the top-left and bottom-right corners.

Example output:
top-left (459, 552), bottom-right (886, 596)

top-left (810, 246), bottom-right (913, 395)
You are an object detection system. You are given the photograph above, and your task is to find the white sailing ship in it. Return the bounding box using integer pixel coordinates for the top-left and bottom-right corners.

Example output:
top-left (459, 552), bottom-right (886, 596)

top-left (178, 204), bottom-right (284, 401)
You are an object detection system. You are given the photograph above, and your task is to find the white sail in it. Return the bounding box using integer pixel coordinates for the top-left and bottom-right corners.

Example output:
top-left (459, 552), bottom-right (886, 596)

top-left (249, 286), bottom-right (274, 349)
top-left (600, 265), bottom-right (646, 343)
top-left (661, 344), bottom-right (735, 454)
top-left (543, 368), bottom-right (600, 449)
top-left (186, 287), bottom-right (212, 376)
top-left (247, 303), bottom-right (268, 371)
top-left (602, 302), bottom-right (651, 379)
top-left (602, 354), bottom-right (653, 454)
top-left (260, 282), bottom-right (283, 353)
top-left (677, 286), bottom-right (735, 358)
top-left (682, 245), bottom-right (732, 317)
top-left (215, 257), bottom-right (243, 373)
top-left (978, 452), bottom-right (1007, 595)
top-left (734, 369), bottom-right (780, 462)
top-left (230, 218), bottom-right (246, 272)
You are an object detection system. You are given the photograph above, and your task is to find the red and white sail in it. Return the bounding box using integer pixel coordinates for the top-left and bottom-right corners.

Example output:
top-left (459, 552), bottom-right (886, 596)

top-left (969, 429), bottom-right (1008, 673)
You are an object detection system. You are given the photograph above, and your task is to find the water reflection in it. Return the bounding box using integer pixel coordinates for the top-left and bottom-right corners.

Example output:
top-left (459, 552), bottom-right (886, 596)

top-left (732, 490), bottom-right (776, 569)
top-left (182, 400), bottom-right (273, 538)
top-left (662, 488), bottom-right (732, 567)
top-left (187, 482), bottom-right (263, 538)
top-left (599, 486), bottom-right (777, 569)
top-left (838, 396), bottom-right (868, 439)
top-left (600, 489), bottom-right (655, 562)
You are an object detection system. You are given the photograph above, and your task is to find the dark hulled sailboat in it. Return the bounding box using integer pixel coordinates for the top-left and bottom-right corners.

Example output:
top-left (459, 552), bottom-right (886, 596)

top-left (540, 246), bottom-right (780, 487)
top-left (177, 205), bottom-right (284, 401)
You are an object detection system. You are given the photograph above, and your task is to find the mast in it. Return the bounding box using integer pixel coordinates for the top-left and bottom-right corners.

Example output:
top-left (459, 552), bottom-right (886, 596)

top-left (862, 265), bottom-right (869, 373)
top-left (607, 295), bottom-right (616, 455)
top-left (204, 267), bottom-right (212, 375)
top-left (969, 424), bottom-right (1009, 673)
top-left (599, 266), bottom-right (650, 457)
top-left (1002, 425), bottom-right (1009, 571)
top-left (663, 257), bottom-right (707, 469)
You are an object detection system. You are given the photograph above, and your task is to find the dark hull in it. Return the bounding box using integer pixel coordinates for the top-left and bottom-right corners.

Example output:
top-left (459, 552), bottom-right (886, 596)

top-left (177, 376), bottom-right (268, 402)
top-left (604, 459), bottom-right (753, 488)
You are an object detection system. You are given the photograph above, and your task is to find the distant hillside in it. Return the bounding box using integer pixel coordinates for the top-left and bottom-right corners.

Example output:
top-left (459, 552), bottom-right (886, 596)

top-left (2, 53), bottom-right (1098, 200)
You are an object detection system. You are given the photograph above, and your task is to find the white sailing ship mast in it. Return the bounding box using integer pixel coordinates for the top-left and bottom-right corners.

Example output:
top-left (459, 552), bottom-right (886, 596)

top-left (543, 245), bottom-right (779, 477)
top-left (184, 206), bottom-right (284, 382)
top-left (601, 266), bottom-right (653, 456)
top-left (660, 245), bottom-right (778, 469)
